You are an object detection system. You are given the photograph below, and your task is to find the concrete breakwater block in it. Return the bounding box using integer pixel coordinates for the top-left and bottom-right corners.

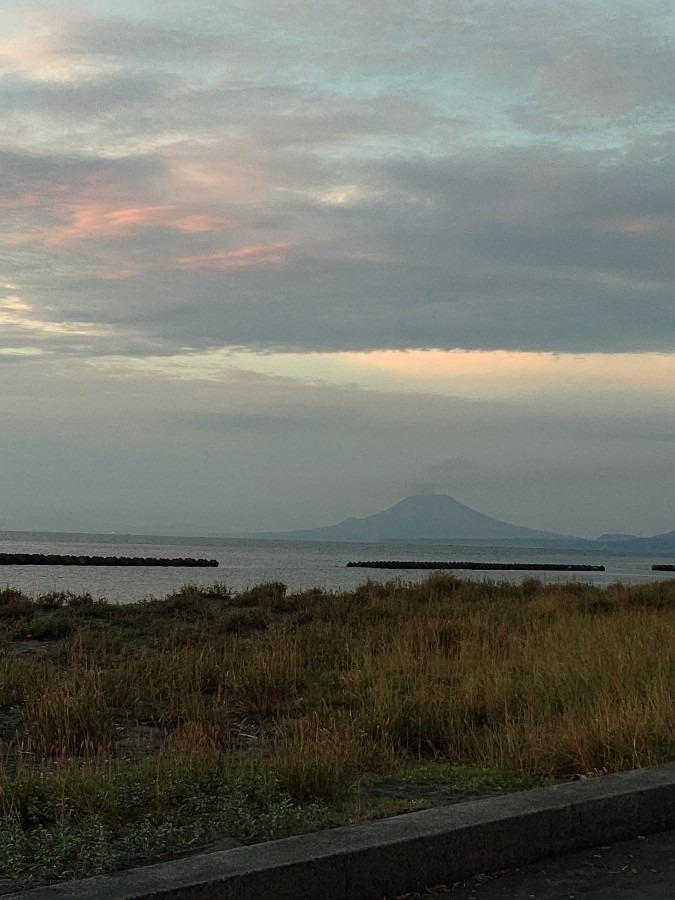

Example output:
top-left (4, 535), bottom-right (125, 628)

top-left (347, 560), bottom-right (605, 571)
top-left (0, 553), bottom-right (219, 567)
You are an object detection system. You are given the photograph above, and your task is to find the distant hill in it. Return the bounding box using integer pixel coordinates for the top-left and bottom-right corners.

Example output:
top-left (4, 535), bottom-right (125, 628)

top-left (599, 528), bottom-right (675, 554)
top-left (258, 494), bottom-right (582, 545)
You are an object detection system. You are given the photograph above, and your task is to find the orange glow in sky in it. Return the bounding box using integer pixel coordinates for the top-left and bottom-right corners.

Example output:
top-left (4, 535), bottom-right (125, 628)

top-left (336, 349), bottom-right (675, 397)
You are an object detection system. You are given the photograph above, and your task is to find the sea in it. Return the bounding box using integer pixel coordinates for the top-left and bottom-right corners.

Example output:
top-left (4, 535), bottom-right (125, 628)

top-left (1, 531), bottom-right (673, 604)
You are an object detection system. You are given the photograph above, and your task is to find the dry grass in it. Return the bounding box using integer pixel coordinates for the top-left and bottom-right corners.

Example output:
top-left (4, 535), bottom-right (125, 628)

top-left (2, 577), bottom-right (674, 777)
top-left (0, 575), bottom-right (674, 888)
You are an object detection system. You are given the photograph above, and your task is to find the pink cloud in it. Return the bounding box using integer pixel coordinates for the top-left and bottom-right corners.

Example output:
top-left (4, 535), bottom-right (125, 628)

top-left (51, 205), bottom-right (161, 242)
top-left (597, 215), bottom-right (675, 235)
top-left (177, 242), bottom-right (290, 270)
top-left (171, 214), bottom-right (228, 233)
top-left (45, 204), bottom-right (174, 243)
top-left (23, 203), bottom-right (230, 246)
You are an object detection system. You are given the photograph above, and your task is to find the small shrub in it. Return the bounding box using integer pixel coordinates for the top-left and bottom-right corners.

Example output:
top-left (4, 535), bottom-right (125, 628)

top-left (234, 582), bottom-right (287, 609)
top-left (25, 616), bottom-right (76, 641)
top-left (0, 588), bottom-right (30, 606)
top-left (0, 592), bottom-right (33, 626)
top-left (219, 609), bottom-right (269, 635)
top-left (65, 593), bottom-right (97, 609)
top-left (200, 583), bottom-right (231, 600)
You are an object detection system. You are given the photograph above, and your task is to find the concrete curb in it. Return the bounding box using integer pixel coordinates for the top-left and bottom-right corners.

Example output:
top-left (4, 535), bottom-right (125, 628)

top-left (7, 762), bottom-right (675, 900)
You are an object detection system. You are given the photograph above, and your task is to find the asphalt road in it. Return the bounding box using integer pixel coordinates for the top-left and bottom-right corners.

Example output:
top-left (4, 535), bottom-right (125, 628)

top-left (379, 830), bottom-right (675, 900)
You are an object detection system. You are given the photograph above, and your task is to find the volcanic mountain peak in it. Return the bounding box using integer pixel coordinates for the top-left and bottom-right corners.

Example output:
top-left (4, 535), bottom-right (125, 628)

top-left (269, 493), bottom-right (578, 544)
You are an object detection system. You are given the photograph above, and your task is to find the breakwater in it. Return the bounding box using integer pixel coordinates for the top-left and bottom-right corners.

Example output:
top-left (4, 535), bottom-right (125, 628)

top-left (0, 553), bottom-right (218, 567)
top-left (347, 561), bottom-right (605, 571)
top-left (652, 564), bottom-right (675, 571)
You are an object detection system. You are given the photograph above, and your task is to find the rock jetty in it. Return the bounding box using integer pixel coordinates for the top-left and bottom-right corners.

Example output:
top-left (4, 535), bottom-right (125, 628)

top-left (347, 560), bottom-right (605, 571)
top-left (652, 564), bottom-right (675, 571)
top-left (0, 553), bottom-right (218, 567)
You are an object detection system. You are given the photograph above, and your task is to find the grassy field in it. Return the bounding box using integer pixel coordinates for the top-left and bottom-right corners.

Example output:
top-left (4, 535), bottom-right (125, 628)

top-left (1, 574), bottom-right (674, 890)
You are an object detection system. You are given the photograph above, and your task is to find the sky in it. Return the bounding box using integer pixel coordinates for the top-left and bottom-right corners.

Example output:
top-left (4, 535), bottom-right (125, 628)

top-left (1, 0), bottom-right (674, 538)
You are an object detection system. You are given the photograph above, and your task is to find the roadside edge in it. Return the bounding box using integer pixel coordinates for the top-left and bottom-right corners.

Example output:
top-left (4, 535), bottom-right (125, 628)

top-left (7, 762), bottom-right (675, 900)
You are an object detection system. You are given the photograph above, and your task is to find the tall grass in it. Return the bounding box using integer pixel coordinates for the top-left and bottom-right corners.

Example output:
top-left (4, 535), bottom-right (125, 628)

top-left (0, 575), bottom-right (673, 887)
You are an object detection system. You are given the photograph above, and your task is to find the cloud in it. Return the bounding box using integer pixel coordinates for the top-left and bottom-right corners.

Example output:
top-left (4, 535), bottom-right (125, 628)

top-left (177, 242), bottom-right (290, 270)
top-left (0, 0), bottom-right (674, 363)
top-left (3, 137), bottom-right (675, 356)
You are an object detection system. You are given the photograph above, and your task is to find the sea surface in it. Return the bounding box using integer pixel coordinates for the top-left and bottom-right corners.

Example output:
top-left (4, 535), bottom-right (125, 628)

top-left (1, 531), bottom-right (674, 604)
